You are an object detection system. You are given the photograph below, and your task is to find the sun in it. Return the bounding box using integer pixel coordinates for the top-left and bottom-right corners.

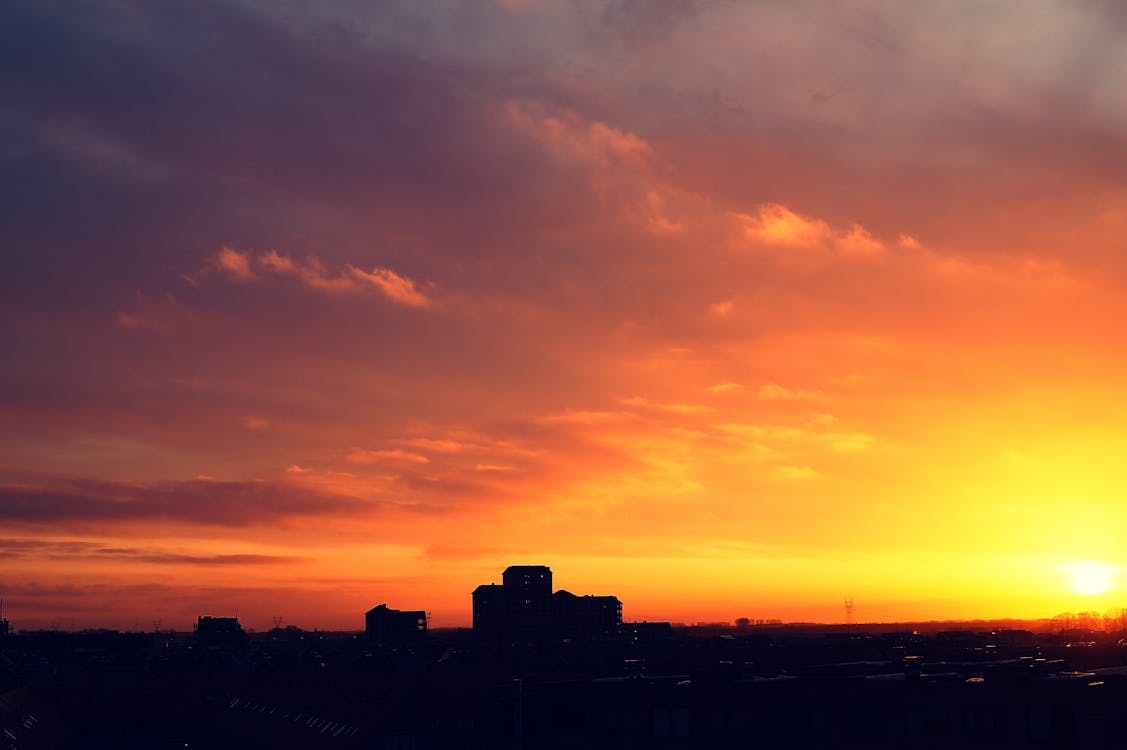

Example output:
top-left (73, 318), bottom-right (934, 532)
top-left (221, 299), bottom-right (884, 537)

top-left (1066, 561), bottom-right (1115, 596)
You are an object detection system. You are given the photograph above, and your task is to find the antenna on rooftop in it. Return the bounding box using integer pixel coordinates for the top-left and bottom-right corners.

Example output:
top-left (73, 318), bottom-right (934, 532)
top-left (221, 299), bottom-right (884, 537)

top-left (844, 597), bottom-right (854, 628)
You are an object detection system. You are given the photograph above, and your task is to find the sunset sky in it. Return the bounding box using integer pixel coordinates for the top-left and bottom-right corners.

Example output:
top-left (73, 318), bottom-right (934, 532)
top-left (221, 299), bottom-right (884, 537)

top-left (3, 0), bottom-right (1127, 631)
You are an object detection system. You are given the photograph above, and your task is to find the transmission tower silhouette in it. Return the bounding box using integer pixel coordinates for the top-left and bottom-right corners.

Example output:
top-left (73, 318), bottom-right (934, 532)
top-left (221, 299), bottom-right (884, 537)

top-left (844, 597), bottom-right (854, 627)
top-left (272, 615), bottom-right (284, 629)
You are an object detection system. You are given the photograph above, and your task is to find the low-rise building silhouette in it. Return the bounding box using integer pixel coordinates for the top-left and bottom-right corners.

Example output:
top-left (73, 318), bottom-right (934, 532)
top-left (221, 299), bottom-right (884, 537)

top-left (195, 615), bottom-right (245, 646)
top-left (365, 603), bottom-right (427, 642)
top-left (473, 565), bottom-right (622, 647)
top-left (623, 620), bottom-right (673, 644)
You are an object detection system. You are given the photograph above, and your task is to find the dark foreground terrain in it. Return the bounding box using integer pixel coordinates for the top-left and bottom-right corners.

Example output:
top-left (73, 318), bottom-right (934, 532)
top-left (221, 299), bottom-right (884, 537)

top-left (3, 624), bottom-right (1127, 748)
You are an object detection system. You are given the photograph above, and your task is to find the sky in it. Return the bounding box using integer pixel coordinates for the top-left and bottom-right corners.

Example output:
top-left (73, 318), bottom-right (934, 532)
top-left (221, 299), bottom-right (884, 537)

top-left (3, 0), bottom-right (1127, 631)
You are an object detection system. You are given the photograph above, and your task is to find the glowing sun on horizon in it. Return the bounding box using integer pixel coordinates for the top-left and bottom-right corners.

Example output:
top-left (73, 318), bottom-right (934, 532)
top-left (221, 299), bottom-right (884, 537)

top-left (1066, 561), bottom-right (1116, 596)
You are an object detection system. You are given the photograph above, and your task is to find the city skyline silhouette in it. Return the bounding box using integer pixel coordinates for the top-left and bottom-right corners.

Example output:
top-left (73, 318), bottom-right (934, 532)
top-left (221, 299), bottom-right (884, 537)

top-left (3, 560), bottom-right (1127, 636)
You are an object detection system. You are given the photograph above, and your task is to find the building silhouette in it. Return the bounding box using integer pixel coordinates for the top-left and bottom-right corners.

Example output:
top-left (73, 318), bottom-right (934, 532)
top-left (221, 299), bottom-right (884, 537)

top-left (473, 565), bottom-right (622, 647)
top-left (623, 620), bottom-right (673, 644)
top-left (195, 615), bottom-right (245, 646)
top-left (364, 603), bottom-right (427, 642)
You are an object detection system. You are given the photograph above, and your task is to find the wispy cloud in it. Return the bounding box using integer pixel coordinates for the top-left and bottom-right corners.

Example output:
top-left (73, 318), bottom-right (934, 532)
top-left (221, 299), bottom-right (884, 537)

top-left (708, 300), bottom-right (734, 317)
top-left (740, 203), bottom-right (834, 247)
top-left (214, 246), bottom-right (257, 280)
top-left (0, 478), bottom-right (379, 528)
top-left (346, 448), bottom-right (430, 465)
top-left (758, 383), bottom-right (825, 401)
top-left (208, 248), bottom-right (434, 308)
top-left (0, 538), bottom-right (306, 565)
top-left (347, 266), bottom-right (433, 308)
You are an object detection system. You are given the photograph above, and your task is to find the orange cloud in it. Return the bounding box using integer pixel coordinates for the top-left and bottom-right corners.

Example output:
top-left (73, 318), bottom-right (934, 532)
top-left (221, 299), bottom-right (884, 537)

top-left (897, 233), bottom-right (922, 250)
top-left (346, 448), bottom-right (430, 465)
top-left (507, 101), bottom-right (655, 168)
top-left (621, 396), bottom-right (713, 415)
top-left (215, 246), bottom-right (256, 280)
top-left (741, 203), bottom-right (833, 247)
top-left (258, 249), bottom-right (297, 274)
top-left (114, 312), bottom-right (166, 331)
top-left (770, 465), bottom-right (819, 480)
top-left (347, 266), bottom-right (433, 309)
top-left (758, 383), bottom-right (824, 401)
top-left (206, 248), bottom-right (434, 308)
top-left (645, 191), bottom-right (683, 233)
top-left (403, 438), bottom-right (466, 454)
top-left (838, 224), bottom-right (884, 256)
top-left (708, 300), bottom-right (734, 317)
top-left (503, 100), bottom-right (676, 226)
top-left (736, 205), bottom-right (904, 259)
